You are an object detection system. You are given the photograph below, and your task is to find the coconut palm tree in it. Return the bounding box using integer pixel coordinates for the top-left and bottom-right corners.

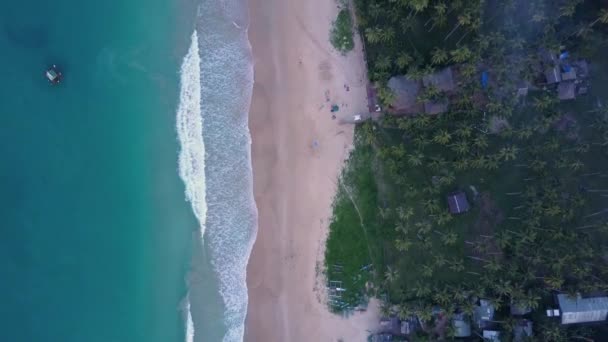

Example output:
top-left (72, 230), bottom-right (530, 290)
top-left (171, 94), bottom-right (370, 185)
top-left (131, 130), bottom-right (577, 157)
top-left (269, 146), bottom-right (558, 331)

top-left (441, 230), bottom-right (458, 246)
top-left (408, 151), bottom-right (424, 166)
top-left (450, 46), bottom-right (472, 63)
top-left (365, 27), bottom-right (382, 44)
top-left (473, 135), bottom-right (489, 149)
top-left (380, 27), bottom-right (396, 44)
top-left (395, 238), bottom-right (413, 252)
top-left (449, 258), bottom-right (465, 272)
top-left (385, 266), bottom-right (400, 283)
top-left (433, 130), bottom-right (452, 145)
top-left (451, 140), bottom-right (470, 155)
top-left (421, 263), bottom-right (434, 278)
top-left (431, 47), bottom-right (449, 65)
top-left (499, 145), bottom-right (518, 161)
top-left (376, 55), bottom-right (393, 71)
top-left (396, 52), bottom-right (413, 70)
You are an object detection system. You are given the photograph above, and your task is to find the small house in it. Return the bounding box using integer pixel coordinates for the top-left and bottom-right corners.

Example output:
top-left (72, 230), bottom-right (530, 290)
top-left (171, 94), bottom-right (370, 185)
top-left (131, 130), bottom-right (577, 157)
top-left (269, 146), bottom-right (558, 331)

top-left (558, 81), bottom-right (576, 100)
top-left (447, 191), bottom-right (470, 214)
top-left (561, 68), bottom-right (577, 81)
top-left (516, 81), bottom-right (530, 97)
top-left (483, 330), bottom-right (501, 341)
top-left (387, 76), bottom-right (424, 115)
top-left (474, 299), bottom-right (495, 329)
top-left (380, 316), bottom-right (401, 335)
top-left (513, 319), bottom-right (533, 342)
top-left (424, 99), bottom-right (449, 115)
top-left (557, 293), bottom-right (608, 324)
top-left (400, 317), bottom-right (419, 335)
top-left (452, 313), bottom-right (472, 337)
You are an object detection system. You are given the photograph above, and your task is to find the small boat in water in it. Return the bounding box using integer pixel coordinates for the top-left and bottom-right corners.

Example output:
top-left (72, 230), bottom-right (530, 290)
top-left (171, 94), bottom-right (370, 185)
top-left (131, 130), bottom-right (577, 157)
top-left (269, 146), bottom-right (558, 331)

top-left (46, 65), bottom-right (62, 84)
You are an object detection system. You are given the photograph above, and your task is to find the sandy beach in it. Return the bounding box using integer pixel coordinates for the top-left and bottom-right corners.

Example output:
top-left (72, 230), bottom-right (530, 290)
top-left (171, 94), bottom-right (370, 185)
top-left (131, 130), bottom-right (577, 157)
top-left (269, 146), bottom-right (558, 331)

top-left (245, 0), bottom-right (379, 340)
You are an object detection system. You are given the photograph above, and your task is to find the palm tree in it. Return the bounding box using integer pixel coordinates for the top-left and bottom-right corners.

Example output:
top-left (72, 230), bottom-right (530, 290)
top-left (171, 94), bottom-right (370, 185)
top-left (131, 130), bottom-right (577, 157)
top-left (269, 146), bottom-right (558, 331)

top-left (422, 263), bottom-right (434, 277)
top-left (385, 266), bottom-right (400, 283)
top-left (436, 211), bottom-right (453, 226)
top-left (413, 281), bottom-right (431, 297)
top-left (473, 135), bottom-right (489, 149)
top-left (397, 206), bottom-right (415, 221)
top-left (395, 238), bottom-right (413, 252)
top-left (499, 145), bottom-right (518, 161)
top-left (431, 47), bottom-right (449, 65)
top-left (449, 258), bottom-right (465, 272)
top-left (434, 252), bottom-right (448, 267)
top-left (397, 303), bottom-right (414, 319)
top-left (441, 230), bottom-right (458, 245)
top-left (433, 130), bottom-right (452, 145)
top-left (376, 55), bottom-right (392, 71)
top-left (438, 172), bottom-right (455, 187)
top-left (453, 158), bottom-right (470, 171)
top-left (451, 140), bottom-right (470, 155)
top-left (450, 46), bottom-right (472, 63)
top-left (408, 0), bottom-right (430, 13)
top-left (377, 84), bottom-right (396, 105)
top-left (408, 151), bottom-right (424, 166)
top-left (570, 160), bottom-right (584, 171)
top-left (367, 2), bottom-right (384, 20)
top-left (422, 198), bottom-right (439, 214)
top-left (428, 156), bottom-right (447, 171)
top-left (539, 322), bottom-right (567, 341)
top-left (445, 12), bottom-right (471, 41)
top-left (364, 27), bottom-right (382, 44)
top-left (380, 28), bottom-right (396, 44)
top-left (589, 8), bottom-right (608, 27)
top-left (396, 52), bottom-right (413, 70)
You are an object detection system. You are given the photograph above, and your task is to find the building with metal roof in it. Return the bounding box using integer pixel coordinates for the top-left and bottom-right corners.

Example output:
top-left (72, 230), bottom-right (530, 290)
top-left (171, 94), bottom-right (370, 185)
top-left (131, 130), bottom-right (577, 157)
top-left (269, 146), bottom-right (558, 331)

top-left (557, 293), bottom-right (608, 324)
top-left (452, 313), bottom-right (471, 337)
top-left (447, 191), bottom-right (470, 214)
top-left (558, 81), bottom-right (576, 100)
top-left (483, 330), bottom-right (501, 341)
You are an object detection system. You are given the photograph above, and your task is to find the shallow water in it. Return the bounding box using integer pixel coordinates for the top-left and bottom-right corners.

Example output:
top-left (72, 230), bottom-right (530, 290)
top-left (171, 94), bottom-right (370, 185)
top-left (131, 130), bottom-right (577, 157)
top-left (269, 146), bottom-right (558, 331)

top-left (180, 0), bottom-right (258, 340)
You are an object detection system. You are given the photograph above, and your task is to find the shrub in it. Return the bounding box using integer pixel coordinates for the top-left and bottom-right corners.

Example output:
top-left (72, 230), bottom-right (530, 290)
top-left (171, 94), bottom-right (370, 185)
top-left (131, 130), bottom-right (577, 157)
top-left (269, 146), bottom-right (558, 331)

top-left (330, 9), bottom-right (355, 53)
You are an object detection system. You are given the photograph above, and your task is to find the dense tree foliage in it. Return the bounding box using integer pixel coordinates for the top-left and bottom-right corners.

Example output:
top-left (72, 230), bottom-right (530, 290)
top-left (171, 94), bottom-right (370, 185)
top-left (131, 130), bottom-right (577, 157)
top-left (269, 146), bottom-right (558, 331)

top-left (326, 0), bottom-right (608, 339)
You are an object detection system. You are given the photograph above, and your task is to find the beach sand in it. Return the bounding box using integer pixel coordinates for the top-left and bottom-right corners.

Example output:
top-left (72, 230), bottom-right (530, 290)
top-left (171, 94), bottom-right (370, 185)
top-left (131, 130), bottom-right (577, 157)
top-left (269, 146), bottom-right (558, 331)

top-left (245, 0), bottom-right (379, 340)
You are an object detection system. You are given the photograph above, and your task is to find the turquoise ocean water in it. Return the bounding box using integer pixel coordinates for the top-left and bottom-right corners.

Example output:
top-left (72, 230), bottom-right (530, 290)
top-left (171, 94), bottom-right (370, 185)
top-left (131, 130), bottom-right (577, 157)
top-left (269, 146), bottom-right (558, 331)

top-left (0, 0), bottom-right (256, 341)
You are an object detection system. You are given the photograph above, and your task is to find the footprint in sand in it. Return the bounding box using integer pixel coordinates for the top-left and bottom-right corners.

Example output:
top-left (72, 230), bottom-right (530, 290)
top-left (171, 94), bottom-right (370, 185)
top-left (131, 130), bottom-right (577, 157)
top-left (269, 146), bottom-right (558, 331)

top-left (318, 60), bottom-right (333, 81)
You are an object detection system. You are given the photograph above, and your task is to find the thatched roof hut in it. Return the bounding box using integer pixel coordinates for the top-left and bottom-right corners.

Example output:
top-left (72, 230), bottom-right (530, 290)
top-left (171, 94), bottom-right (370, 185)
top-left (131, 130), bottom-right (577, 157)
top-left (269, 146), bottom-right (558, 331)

top-left (422, 67), bottom-right (456, 93)
top-left (387, 76), bottom-right (423, 114)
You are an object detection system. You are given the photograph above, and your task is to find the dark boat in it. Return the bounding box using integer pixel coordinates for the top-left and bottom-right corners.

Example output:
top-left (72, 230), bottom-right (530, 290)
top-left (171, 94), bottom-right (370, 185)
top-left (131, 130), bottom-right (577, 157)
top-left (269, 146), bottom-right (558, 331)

top-left (45, 65), bottom-right (62, 84)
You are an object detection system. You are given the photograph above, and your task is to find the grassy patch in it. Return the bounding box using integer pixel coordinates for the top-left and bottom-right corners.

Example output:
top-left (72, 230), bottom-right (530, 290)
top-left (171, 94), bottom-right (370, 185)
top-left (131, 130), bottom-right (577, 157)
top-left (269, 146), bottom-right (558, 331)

top-left (325, 137), bottom-right (378, 311)
top-left (330, 8), bottom-right (355, 53)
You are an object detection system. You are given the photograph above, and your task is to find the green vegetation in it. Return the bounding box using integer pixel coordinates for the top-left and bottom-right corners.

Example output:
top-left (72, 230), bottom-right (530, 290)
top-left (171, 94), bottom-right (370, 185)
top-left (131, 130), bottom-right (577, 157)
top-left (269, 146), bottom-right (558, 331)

top-left (325, 0), bottom-right (608, 339)
top-left (330, 8), bottom-right (355, 53)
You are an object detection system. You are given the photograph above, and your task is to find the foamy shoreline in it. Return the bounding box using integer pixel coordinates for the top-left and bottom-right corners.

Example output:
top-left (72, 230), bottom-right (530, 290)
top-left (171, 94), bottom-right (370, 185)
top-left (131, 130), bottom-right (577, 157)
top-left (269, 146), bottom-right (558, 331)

top-left (244, 0), bottom-right (380, 339)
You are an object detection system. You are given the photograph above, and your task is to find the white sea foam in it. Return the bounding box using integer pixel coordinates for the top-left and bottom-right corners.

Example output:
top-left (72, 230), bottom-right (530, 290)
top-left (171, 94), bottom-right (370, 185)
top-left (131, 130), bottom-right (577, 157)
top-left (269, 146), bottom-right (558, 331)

top-left (198, 19), bottom-right (257, 340)
top-left (185, 297), bottom-right (194, 342)
top-left (176, 30), bottom-right (206, 240)
top-left (176, 31), bottom-right (203, 342)
top-left (178, 0), bottom-right (257, 338)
